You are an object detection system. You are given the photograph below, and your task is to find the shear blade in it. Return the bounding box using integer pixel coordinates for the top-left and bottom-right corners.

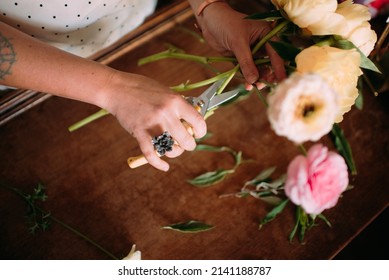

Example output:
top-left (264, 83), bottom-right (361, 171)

top-left (207, 89), bottom-right (240, 110)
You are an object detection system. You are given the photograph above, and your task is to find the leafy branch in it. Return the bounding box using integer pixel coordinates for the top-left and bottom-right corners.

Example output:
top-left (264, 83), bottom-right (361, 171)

top-left (162, 220), bottom-right (214, 233)
top-left (289, 206), bottom-right (331, 243)
top-left (0, 181), bottom-right (119, 260)
top-left (187, 144), bottom-right (243, 187)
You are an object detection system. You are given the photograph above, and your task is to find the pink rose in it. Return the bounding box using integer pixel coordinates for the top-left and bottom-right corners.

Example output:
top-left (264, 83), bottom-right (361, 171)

top-left (285, 144), bottom-right (349, 215)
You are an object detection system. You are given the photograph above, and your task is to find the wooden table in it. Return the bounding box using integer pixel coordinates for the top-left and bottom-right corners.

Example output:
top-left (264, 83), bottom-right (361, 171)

top-left (1, 1), bottom-right (388, 260)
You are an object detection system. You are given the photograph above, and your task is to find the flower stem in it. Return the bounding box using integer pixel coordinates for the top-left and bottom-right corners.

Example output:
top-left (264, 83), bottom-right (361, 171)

top-left (298, 144), bottom-right (307, 156)
top-left (170, 67), bottom-right (239, 92)
top-left (362, 70), bottom-right (380, 97)
top-left (139, 51), bottom-right (237, 66)
top-left (253, 86), bottom-right (268, 107)
top-left (68, 109), bottom-right (109, 132)
top-left (373, 22), bottom-right (389, 61)
top-left (0, 182), bottom-right (119, 260)
top-left (251, 20), bottom-right (289, 55)
top-left (48, 213), bottom-right (119, 260)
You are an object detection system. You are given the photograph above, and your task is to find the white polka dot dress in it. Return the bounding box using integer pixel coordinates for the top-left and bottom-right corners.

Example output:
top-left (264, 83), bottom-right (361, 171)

top-left (0, 0), bottom-right (157, 57)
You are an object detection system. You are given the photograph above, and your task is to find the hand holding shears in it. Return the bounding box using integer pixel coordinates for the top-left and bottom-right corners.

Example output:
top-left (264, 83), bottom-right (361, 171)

top-left (127, 78), bottom-right (239, 169)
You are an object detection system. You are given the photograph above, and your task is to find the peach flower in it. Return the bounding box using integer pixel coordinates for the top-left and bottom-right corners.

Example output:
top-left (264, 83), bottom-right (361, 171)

top-left (296, 45), bottom-right (362, 122)
top-left (267, 72), bottom-right (337, 144)
top-left (271, 0), bottom-right (377, 56)
top-left (285, 144), bottom-right (349, 215)
top-left (335, 0), bottom-right (377, 56)
top-left (270, 0), bottom-right (338, 28)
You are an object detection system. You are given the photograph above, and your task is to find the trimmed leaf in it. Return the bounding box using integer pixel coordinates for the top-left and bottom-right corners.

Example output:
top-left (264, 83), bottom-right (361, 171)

top-left (332, 38), bottom-right (381, 73)
top-left (257, 195), bottom-right (283, 205)
top-left (254, 167), bottom-right (277, 182)
top-left (195, 132), bottom-right (213, 143)
top-left (255, 178), bottom-right (285, 192)
top-left (245, 10), bottom-right (283, 21)
top-left (187, 169), bottom-right (234, 187)
top-left (245, 166), bottom-right (277, 186)
top-left (268, 41), bottom-right (301, 62)
top-left (355, 76), bottom-right (364, 110)
top-left (195, 144), bottom-right (243, 169)
top-left (259, 199), bottom-right (289, 229)
top-left (162, 220), bottom-right (214, 233)
top-left (195, 144), bottom-right (232, 153)
top-left (331, 124), bottom-right (357, 175)
top-left (234, 151), bottom-right (243, 166)
top-left (289, 206), bottom-right (308, 243)
top-left (317, 214), bottom-right (332, 228)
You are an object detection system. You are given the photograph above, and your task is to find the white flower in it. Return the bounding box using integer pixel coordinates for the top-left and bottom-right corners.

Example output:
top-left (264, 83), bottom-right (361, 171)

top-left (122, 244), bottom-right (141, 260)
top-left (267, 73), bottom-right (338, 144)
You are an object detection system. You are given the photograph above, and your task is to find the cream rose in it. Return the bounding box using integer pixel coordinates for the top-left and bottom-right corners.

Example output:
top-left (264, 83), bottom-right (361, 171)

top-left (271, 0), bottom-right (338, 28)
top-left (334, 1), bottom-right (376, 56)
top-left (309, 1), bottom-right (376, 55)
top-left (272, 0), bottom-right (377, 56)
top-left (344, 21), bottom-right (377, 56)
top-left (306, 11), bottom-right (348, 36)
top-left (296, 45), bottom-right (362, 122)
top-left (307, 0), bottom-right (370, 35)
top-left (267, 72), bottom-right (337, 144)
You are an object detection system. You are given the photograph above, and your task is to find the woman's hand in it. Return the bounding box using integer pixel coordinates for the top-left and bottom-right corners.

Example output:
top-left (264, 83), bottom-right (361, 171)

top-left (101, 71), bottom-right (207, 172)
top-left (0, 21), bottom-right (206, 172)
top-left (195, 3), bottom-right (286, 85)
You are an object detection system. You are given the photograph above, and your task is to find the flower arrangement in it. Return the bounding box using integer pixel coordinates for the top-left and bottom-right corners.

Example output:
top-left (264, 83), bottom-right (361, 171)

top-left (70, 0), bottom-right (386, 242)
top-left (159, 0), bottom-right (384, 242)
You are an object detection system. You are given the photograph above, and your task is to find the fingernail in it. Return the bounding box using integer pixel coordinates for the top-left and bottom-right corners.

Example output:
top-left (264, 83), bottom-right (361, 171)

top-left (248, 76), bottom-right (258, 85)
top-left (245, 84), bottom-right (253, 91)
top-left (255, 82), bottom-right (266, 90)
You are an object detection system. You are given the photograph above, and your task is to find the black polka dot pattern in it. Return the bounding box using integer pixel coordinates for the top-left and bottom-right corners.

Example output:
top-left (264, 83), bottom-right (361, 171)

top-left (0, 0), bottom-right (157, 57)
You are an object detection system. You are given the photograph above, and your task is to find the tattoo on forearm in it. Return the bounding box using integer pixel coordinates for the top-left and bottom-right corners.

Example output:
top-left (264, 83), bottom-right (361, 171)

top-left (0, 32), bottom-right (16, 80)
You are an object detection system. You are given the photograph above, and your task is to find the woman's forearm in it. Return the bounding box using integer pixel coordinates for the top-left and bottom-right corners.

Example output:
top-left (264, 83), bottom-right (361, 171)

top-left (0, 21), bottom-right (114, 109)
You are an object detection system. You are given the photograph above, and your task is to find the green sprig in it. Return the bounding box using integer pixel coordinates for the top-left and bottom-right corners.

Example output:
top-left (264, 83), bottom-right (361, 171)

top-left (187, 144), bottom-right (243, 187)
top-left (138, 49), bottom-right (237, 66)
top-left (162, 220), bottom-right (214, 233)
top-left (0, 182), bottom-right (119, 260)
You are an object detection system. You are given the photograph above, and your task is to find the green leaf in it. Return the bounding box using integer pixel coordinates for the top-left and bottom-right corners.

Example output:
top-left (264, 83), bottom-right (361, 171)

top-left (187, 169), bottom-right (234, 187)
top-left (255, 177), bottom-right (286, 192)
top-left (245, 167), bottom-right (277, 186)
top-left (268, 41), bottom-right (301, 62)
top-left (330, 124), bottom-right (357, 175)
top-left (259, 199), bottom-right (289, 229)
top-left (195, 144), bottom-right (232, 153)
top-left (289, 218), bottom-right (299, 243)
top-left (257, 195), bottom-right (283, 205)
top-left (317, 214), bottom-right (332, 228)
top-left (195, 144), bottom-right (243, 169)
top-left (355, 76), bottom-right (364, 110)
top-left (245, 10), bottom-right (283, 21)
top-left (195, 132), bottom-right (213, 143)
top-left (289, 206), bottom-right (308, 243)
top-left (331, 37), bottom-right (381, 73)
top-left (162, 220), bottom-right (214, 233)
top-left (233, 151), bottom-right (243, 166)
